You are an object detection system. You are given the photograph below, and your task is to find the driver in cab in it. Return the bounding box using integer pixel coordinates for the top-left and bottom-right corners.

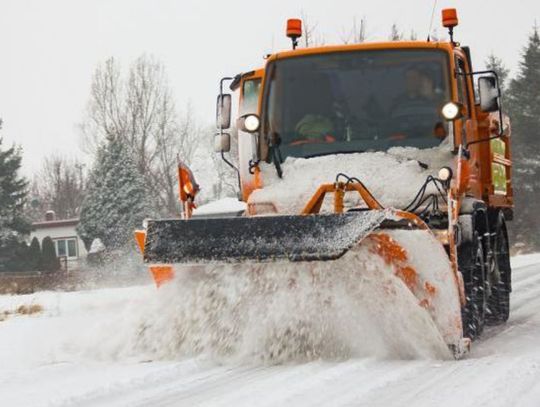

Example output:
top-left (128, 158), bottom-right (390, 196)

top-left (390, 67), bottom-right (447, 141)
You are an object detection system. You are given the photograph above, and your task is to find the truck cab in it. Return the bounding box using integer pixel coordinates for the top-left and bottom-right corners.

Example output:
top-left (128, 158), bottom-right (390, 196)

top-left (218, 28), bottom-right (512, 216)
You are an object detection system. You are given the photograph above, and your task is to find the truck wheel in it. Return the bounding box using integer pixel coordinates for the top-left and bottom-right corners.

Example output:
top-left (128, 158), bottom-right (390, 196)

top-left (459, 233), bottom-right (486, 340)
top-left (487, 219), bottom-right (511, 324)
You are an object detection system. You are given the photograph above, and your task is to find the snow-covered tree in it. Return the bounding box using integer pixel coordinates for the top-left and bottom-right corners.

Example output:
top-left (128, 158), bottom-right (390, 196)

top-left (77, 136), bottom-right (155, 251)
top-left (0, 133), bottom-right (32, 272)
top-left (507, 26), bottom-right (540, 250)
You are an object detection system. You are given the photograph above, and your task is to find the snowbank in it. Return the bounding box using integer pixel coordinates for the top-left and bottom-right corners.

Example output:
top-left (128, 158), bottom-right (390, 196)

top-left (248, 145), bottom-right (454, 214)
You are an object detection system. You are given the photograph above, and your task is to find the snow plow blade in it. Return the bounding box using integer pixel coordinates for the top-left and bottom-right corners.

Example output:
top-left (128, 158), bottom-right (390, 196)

top-left (144, 211), bottom-right (392, 264)
top-left (140, 209), bottom-right (468, 356)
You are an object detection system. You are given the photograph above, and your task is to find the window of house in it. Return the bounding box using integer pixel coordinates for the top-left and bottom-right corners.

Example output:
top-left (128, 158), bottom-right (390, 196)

top-left (54, 238), bottom-right (78, 258)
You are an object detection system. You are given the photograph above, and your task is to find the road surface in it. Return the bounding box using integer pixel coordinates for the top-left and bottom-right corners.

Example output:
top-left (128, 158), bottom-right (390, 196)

top-left (0, 254), bottom-right (539, 407)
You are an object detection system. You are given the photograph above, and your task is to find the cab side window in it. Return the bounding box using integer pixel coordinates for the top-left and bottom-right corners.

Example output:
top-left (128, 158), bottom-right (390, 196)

top-left (456, 58), bottom-right (470, 117)
top-left (240, 79), bottom-right (261, 115)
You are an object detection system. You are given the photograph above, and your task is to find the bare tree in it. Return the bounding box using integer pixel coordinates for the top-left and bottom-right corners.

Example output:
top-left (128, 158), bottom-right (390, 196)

top-left (151, 103), bottom-right (203, 215)
top-left (81, 58), bottom-right (126, 153)
top-left (300, 11), bottom-right (325, 47)
top-left (31, 155), bottom-right (86, 220)
top-left (389, 23), bottom-right (403, 41)
top-left (80, 55), bottom-right (202, 216)
top-left (341, 17), bottom-right (367, 44)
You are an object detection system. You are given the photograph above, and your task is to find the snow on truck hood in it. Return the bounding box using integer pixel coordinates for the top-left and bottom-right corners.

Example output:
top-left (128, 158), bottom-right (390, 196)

top-left (248, 144), bottom-right (455, 215)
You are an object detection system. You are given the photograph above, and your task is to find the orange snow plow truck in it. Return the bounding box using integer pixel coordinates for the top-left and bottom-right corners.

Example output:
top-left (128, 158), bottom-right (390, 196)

top-left (135, 9), bottom-right (513, 357)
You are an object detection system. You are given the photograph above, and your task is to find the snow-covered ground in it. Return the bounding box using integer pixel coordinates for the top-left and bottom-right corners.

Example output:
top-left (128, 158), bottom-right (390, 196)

top-left (0, 254), bottom-right (539, 407)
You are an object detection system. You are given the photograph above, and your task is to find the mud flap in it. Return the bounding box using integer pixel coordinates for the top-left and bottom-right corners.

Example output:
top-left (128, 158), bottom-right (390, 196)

top-left (144, 210), bottom-right (390, 264)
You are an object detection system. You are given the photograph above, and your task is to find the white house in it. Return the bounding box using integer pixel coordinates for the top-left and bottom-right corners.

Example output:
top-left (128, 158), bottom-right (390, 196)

top-left (29, 212), bottom-right (87, 271)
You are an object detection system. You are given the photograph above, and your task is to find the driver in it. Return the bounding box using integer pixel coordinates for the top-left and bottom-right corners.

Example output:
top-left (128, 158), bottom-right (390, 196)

top-left (391, 68), bottom-right (435, 111)
top-left (390, 68), bottom-right (447, 140)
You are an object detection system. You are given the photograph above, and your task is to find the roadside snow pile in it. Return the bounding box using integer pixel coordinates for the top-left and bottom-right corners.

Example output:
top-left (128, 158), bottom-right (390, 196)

top-left (0, 286), bottom-right (154, 368)
top-left (249, 144), bottom-right (454, 214)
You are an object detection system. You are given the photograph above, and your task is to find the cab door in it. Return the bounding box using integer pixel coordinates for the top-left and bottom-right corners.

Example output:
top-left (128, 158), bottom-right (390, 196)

top-left (454, 53), bottom-right (482, 199)
top-left (237, 71), bottom-right (263, 200)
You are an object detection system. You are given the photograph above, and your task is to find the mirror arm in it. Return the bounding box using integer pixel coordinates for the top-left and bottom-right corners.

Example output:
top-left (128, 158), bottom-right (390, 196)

top-left (220, 151), bottom-right (242, 199)
top-left (466, 134), bottom-right (501, 149)
top-left (458, 69), bottom-right (505, 148)
top-left (216, 76), bottom-right (242, 198)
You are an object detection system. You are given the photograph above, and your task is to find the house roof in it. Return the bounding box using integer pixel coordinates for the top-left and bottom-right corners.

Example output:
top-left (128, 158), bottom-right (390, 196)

top-left (32, 218), bottom-right (80, 229)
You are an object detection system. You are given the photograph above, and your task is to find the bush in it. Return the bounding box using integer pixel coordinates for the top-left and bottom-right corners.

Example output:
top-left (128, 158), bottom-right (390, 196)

top-left (41, 237), bottom-right (60, 272)
top-left (0, 238), bottom-right (30, 272)
top-left (28, 237), bottom-right (41, 271)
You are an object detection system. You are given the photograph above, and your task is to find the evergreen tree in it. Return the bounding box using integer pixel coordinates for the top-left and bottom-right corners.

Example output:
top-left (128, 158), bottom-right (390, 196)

top-left (0, 134), bottom-right (32, 272)
top-left (28, 237), bottom-right (42, 271)
top-left (507, 27), bottom-right (540, 250)
top-left (485, 53), bottom-right (510, 92)
top-left (41, 236), bottom-right (60, 272)
top-left (77, 136), bottom-right (154, 251)
top-left (12, 242), bottom-right (31, 272)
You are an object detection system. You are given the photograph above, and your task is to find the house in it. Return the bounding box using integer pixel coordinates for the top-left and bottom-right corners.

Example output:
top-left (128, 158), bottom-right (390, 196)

top-left (30, 211), bottom-right (87, 271)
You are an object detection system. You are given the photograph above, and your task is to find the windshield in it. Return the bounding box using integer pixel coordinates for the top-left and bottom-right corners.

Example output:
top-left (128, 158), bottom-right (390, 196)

top-left (263, 49), bottom-right (451, 159)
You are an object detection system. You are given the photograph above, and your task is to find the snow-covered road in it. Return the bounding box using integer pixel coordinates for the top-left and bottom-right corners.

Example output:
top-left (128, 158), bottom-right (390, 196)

top-left (1, 254), bottom-right (540, 407)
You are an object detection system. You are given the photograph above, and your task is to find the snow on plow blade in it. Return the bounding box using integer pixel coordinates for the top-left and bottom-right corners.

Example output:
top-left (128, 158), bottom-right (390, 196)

top-left (143, 210), bottom-right (391, 264)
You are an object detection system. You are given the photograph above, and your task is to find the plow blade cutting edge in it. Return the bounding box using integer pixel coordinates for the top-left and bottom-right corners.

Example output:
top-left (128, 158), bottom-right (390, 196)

top-left (143, 210), bottom-right (394, 264)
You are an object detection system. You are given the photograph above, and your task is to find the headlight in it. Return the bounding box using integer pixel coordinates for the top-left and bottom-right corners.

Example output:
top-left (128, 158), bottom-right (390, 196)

top-left (441, 102), bottom-right (461, 121)
top-left (438, 166), bottom-right (453, 182)
top-left (244, 114), bottom-right (261, 132)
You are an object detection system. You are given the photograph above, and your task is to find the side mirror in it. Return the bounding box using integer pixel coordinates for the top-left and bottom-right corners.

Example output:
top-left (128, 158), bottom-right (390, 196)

top-left (214, 132), bottom-right (231, 153)
top-left (478, 76), bottom-right (500, 113)
top-left (216, 94), bottom-right (232, 129)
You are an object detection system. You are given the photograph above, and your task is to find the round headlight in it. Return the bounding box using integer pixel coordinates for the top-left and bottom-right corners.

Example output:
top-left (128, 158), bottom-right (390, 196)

top-left (438, 166), bottom-right (453, 182)
top-left (244, 114), bottom-right (260, 132)
top-left (441, 102), bottom-right (461, 120)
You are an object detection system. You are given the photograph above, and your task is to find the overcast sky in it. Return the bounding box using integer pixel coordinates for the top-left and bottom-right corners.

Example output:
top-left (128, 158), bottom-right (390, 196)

top-left (1, 0), bottom-right (539, 175)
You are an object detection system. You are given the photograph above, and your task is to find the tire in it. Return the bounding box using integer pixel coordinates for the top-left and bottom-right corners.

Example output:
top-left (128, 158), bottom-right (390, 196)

top-left (486, 218), bottom-right (511, 324)
top-left (459, 232), bottom-right (487, 340)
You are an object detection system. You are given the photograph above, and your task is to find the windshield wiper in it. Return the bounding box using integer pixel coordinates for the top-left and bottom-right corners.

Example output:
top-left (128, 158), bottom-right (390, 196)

top-left (270, 132), bottom-right (283, 178)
